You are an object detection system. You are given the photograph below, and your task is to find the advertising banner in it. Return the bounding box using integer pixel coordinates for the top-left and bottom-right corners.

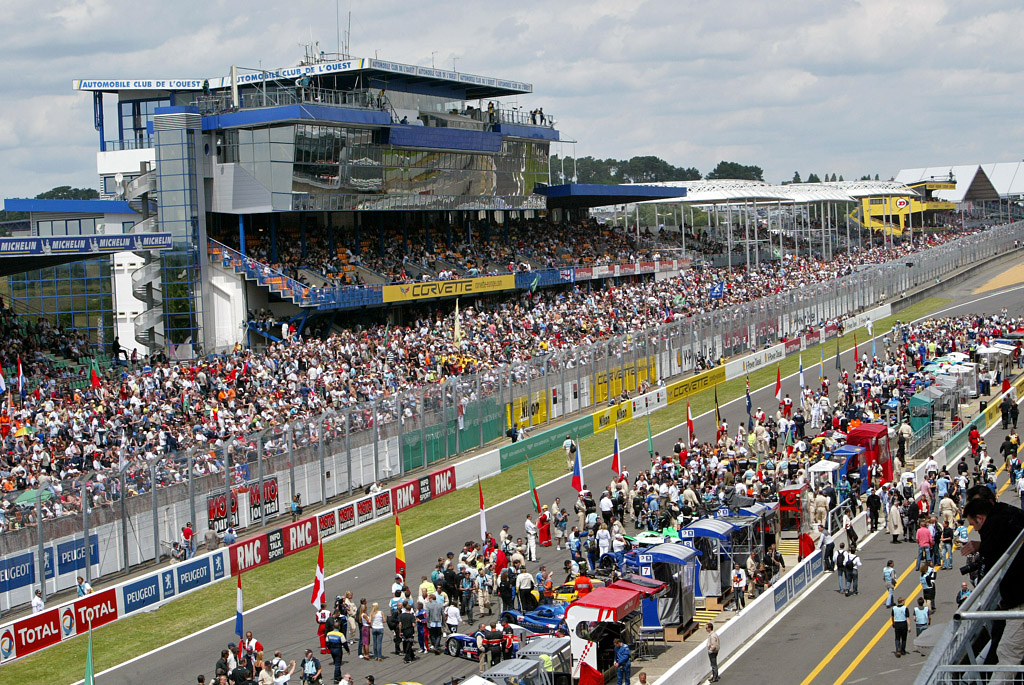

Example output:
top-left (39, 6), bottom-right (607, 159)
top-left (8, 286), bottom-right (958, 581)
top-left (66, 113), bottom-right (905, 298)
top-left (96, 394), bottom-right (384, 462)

top-left (666, 367), bottom-right (726, 404)
top-left (382, 275), bottom-right (515, 303)
top-left (207, 491), bottom-right (240, 533)
top-left (247, 478), bottom-right (280, 523)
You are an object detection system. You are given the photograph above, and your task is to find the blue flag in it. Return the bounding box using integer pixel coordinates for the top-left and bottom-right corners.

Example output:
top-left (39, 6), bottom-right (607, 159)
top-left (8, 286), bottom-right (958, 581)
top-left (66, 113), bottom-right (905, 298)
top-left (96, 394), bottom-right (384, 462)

top-left (709, 281), bottom-right (725, 300)
top-left (745, 378), bottom-right (753, 431)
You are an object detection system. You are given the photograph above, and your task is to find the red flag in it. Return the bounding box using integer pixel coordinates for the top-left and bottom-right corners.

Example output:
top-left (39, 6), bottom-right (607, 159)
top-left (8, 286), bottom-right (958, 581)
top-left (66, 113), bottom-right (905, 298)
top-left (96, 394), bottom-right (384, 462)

top-left (686, 402), bottom-right (695, 444)
top-left (310, 540), bottom-right (325, 610)
top-left (774, 365), bottom-right (782, 403)
top-left (89, 359), bottom-right (102, 389)
top-left (578, 661), bottom-right (605, 685)
top-left (478, 476), bottom-right (487, 543)
top-left (611, 428), bottom-right (621, 476)
top-left (854, 332), bottom-right (859, 364)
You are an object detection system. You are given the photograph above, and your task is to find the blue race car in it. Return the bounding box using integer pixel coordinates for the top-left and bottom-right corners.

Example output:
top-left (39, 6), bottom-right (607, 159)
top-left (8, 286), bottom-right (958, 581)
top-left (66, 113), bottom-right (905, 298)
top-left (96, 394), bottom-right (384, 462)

top-left (499, 604), bottom-right (567, 633)
top-left (444, 624), bottom-right (535, 660)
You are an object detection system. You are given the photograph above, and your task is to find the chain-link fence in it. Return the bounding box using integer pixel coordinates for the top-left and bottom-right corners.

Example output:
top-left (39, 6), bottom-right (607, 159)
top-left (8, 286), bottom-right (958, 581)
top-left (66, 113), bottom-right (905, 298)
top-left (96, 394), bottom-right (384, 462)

top-left (2, 221), bottom-right (1023, 612)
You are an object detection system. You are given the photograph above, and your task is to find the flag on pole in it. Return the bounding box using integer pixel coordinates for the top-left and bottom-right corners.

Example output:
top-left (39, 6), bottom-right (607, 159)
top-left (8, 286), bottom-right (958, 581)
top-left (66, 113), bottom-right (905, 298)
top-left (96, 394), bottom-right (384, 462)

top-left (745, 377), bottom-right (753, 431)
top-left (453, 298), bottom-right (462, 345)
top-left (0, 366), bottom-right (6, 394)
top-left (527, 456), bottom-right (542, 511)
top-left (819, 345), bottom-right (825, 382)
top-left (714, 387), bottom-right (721, 429)
top-left (17, 357), bottom-right (24, 397)
top-left (686, 402), bottom-right (695, 444)
top-left (118, 430), bottom-right (128, 473)
top-left (477, 476), bottom-right (487, 543)
top-left (872, 335), bottom-right (876, 360)
top-left (835, 338), bottom-right (841, 370)
top-left (89, 359), bottom-right (102, 389)
top-left (84, 620), bottom-right (95, 685)
top-left (854, 332), bottom-right (859, 364)
top-left (235, 574), bottom-right (244, 642)
top-left (612, 428), bottom-right (621, 476)
top-left (311, 540), bottom-right (325, 610)
top-left (395, 516), bottom-right (406, 580)
top-left (774, 365), bottom-right (782, 403)
top-left (799, 354), bottom-right (805, 391)
top-left (571, 437), bottom-right (584, 493)
top-left (645, 412), bottom-right (654, 457)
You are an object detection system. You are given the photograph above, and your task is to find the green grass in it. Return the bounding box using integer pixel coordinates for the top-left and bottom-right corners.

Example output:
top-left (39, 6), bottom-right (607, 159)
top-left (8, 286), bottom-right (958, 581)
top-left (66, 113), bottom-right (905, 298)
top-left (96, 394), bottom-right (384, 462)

top-left (6, 296), bottom-right (952, 683)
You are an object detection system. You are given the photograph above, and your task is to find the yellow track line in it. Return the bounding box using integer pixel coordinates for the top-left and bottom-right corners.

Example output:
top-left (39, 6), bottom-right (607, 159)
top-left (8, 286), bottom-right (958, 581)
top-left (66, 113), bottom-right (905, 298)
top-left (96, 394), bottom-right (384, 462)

top-left (798, 559), bottom-right (919, 685)
top-left (831, 476), bottom-right (1013, 684)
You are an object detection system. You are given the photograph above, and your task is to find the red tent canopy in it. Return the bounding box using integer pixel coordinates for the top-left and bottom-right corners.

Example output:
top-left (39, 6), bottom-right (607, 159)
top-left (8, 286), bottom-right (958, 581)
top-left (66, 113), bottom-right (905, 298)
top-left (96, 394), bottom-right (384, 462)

top-left (608, 578), bottom-right (666, 599)
top-left (569, 587), bottom-right (643, 619)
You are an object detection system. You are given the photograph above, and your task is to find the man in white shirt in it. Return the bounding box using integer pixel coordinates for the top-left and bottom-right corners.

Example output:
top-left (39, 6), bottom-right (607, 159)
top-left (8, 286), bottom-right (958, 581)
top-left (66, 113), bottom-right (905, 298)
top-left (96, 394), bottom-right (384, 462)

top-left (731, 564), bottom-right (746, 613)
top-left (524, 515), bottom-right (538, 562)
top-left (31, 589), bottom-right (45, 614)
top-left (562, 435), bottom-right (576, 470)
top-left (599, 493), bottom-right (614, 526)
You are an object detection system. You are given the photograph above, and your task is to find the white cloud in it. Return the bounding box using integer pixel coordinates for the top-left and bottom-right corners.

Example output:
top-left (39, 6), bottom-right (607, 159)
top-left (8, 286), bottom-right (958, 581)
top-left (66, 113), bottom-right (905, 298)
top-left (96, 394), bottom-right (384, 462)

top-left (1, 0), bottom-right (1022, 197)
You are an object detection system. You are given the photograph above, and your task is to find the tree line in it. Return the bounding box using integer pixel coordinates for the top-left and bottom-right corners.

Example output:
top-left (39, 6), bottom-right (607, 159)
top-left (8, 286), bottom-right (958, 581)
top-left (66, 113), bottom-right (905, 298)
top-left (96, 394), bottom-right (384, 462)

top-left (548, 155), bottom-right (880, 186)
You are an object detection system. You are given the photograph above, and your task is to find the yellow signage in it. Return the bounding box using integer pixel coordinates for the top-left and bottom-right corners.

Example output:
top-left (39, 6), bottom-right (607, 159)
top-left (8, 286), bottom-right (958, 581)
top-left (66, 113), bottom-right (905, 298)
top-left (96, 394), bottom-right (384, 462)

top-left (592, 402), bottom-right (633, 434)
top-left (507, 390), bottom-right (549, 429)
top-left (382, 275), bottom-right (516, 303)
top-left (666, 367), bottom-right (725, 404)
top-left (591, 356), bottom-right (658, 404)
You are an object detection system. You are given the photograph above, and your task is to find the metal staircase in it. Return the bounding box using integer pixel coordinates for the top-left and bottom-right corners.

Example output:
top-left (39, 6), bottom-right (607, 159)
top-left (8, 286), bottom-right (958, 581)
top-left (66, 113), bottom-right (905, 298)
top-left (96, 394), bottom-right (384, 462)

top-left (119, 164), bottom-right (165, 350)
top-left (208, 240), bottom-right (320, 307)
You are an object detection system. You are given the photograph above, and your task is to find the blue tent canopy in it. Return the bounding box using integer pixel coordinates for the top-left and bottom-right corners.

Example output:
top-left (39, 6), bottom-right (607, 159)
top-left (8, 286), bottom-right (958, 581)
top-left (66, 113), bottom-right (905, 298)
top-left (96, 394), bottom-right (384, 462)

top-left (643, 542), bottom-right (702, 563)
top-left (833, 445), bottom-right (865, 459)
top-left (685, 518), bottom-right (738, 540)
top-left (738, 502), bottom-right (778, 517)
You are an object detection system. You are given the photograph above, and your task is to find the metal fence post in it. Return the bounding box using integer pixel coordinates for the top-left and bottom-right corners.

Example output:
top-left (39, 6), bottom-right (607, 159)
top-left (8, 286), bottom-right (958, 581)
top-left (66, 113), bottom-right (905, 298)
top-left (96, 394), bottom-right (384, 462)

top-left (154, 460), bottom-right (162, 564)
top-left (478, 374), bottom-right (485, 447)
top-left (187, 449), bottom-right (196, 533)
top-left (372, 398), bottom-right (381, 479)
top-left (319, 417), bottom-right (327, 504)
top-left (287, 424), bottom-right (295, 500)
top-left (419, 388), bottom-right (427, 469)
top-left (257, 434), bottom-right (265, 526)
top-left (36, 490), bottom-right (46, 601)
top-left (346, 408), bottom-right (353, 496)
top-left (82, 479), bottom-right (91, 584)
top-left (120, 470), bottom-right (129, 574)
top-left (397, 395), bottom-right (405, 474)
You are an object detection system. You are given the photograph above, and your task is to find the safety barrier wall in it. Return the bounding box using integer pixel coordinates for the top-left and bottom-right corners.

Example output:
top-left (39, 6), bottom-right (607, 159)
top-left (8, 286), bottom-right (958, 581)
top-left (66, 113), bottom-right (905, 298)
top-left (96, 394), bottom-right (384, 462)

top-left (3, 224), bottom-right (1022, 615)
top-left (0, 459), bottom-right (464, 663)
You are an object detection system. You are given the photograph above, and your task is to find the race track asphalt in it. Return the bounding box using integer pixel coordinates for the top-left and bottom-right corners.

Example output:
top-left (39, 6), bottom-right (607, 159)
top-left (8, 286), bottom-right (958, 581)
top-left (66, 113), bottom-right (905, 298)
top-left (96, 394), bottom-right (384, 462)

top-left (94, 258), bottom-right (1024, 685)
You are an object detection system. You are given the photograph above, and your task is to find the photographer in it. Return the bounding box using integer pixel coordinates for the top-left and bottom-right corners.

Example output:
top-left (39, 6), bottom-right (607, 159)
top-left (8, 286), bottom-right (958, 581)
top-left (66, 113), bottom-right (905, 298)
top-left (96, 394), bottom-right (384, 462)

top-left (961, 488), bottom-right (1024, 683)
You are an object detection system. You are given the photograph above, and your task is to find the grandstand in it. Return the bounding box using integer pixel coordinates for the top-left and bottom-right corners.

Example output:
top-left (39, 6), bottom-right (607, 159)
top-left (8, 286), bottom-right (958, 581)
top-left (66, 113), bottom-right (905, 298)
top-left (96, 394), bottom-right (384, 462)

top-left (0, 49), bottom-right (1021, 604)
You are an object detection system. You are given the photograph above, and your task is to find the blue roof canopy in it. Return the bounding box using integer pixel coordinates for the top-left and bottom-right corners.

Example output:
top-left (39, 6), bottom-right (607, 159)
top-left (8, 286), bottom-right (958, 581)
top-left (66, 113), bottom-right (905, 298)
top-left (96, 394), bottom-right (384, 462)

top-left (685, 518), bottom-right (738, 540)
top-left (739, 502), bottom-right (779, 517)
top-left (4, 199), bottom-right (137, 215)
top-left (643, 542), bottom-right (701, 564)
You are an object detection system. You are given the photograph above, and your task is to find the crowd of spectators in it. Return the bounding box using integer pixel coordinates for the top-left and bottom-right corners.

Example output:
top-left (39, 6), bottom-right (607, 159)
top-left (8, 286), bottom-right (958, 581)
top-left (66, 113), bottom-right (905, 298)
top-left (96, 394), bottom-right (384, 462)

top-left (212, 217), bottom-right (670, 288)
top-left (0, 224), bottom-right (1005, 534)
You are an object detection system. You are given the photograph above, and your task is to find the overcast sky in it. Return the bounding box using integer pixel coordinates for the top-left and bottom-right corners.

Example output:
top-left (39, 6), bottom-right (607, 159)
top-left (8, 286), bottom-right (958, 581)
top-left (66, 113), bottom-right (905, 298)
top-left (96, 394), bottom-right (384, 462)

top-left (2, 0), bottom-right (1023, 197)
